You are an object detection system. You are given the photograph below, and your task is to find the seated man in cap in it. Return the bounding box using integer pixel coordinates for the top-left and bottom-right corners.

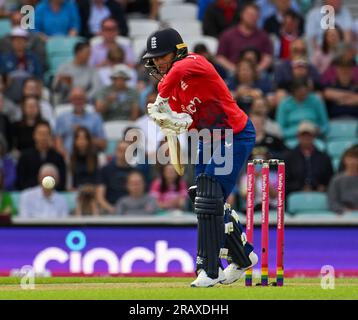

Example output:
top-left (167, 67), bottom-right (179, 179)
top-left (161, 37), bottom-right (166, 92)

top-left (0, 26), bottom-right (43, 102)
top-left (283, 120), bottom-right (333, 195)
top-left (95, 64), bottom-right (141, 121)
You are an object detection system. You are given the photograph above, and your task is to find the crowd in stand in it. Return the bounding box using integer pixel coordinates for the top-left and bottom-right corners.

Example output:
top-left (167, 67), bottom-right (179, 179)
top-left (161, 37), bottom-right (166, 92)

top-left (0, 0), bottom-right (358, 220)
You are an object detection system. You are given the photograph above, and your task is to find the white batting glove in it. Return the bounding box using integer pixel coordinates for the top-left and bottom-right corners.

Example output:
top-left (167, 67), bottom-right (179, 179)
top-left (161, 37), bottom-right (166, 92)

top-left (147, 95), bottom-right (192, 134)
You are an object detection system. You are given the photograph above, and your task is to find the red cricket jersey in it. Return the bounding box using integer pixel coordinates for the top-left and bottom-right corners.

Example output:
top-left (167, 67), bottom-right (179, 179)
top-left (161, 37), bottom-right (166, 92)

top-left (157, 53), bottom-right (248, 134)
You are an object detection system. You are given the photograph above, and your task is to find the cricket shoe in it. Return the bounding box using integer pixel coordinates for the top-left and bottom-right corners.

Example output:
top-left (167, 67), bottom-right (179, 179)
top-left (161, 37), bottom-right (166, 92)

top-left (190, 268), bottom-right (226, 288)
top-left (221, 251), bottom-right (259, 285)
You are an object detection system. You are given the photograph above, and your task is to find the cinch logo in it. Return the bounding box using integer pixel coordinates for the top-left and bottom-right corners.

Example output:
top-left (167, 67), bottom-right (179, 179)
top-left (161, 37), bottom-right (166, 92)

top-left (181, 97), bottom-right (202, 115)
top-left (32, 231), bottom-right (194, 274)
top-left (151, 36), bottom-right (157, 49)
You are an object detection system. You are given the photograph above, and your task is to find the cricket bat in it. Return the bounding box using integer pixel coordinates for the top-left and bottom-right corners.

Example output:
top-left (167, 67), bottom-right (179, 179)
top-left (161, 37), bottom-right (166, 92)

top-left (166, 133), bottom-right (185, 176)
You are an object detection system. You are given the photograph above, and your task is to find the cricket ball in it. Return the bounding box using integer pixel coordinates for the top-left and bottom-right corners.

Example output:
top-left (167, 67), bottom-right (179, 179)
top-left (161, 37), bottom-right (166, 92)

top-left (42, 176), bottom-right (56, 189)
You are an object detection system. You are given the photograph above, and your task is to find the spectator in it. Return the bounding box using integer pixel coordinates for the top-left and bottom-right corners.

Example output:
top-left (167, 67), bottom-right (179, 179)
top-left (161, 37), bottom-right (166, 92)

top-left (115, 170), bottom-right (158, 216)
top-left (0, 135), bottom-right (16, 191)
top-left (96, 140), bottom-right (135, 213)
top-left (16, 121), bottom-right (66, 190)
top-left (55, 88), bottom-right (106, 159)
top-left (269, 9), bottom-right (302, 59)
top-left (75, 183), bottom-right (100, 216)
top-left (89, 18), bottom-right (135, 67)
top-left (322, 50), bottom-right (358, 119)
top-left (238, 47), bottom-right (261, 66)
top-left (121, 0), bottom-right (160, 20)
top-left (0, 75), bottom-right (19, 122)
top-left (250, 97), bottom-right (282, 137)
top-left (256, 0), bottom-right (302, 27)
top-left (328, 146), bottom-right (358, 214)
top-left (305, 0), bottom-right (353, 53)
top-left (193, 43), bottom-right (227, 80)
top-left (276, 56), bottom-right (321, 93)
top-left (95, 64), bottom-right (140, 121)
top-left (274, 39), bottom-right (321, 93)
top-left (0, 0), bottom-right (11, 16)
top-left (0, 169), bottom-right (16, 218)
top-left (0, 99), bottom-right (14, 151)
top-left (53, 41), bottom-right (102, 103)
top-left (34, 0), bottom-right (80, 37)
top-left (12, 96), bottom-right (44, 153)
top-left (0, 11), bottom-right (47, 73)
top-left (18, 163), bottom-right (69, 218)
top-left (276, 77), bottom-right (329, 140)
top-left (150, 164), bottom-right (187, 211)
top-left (283, 121), bottom-right (333, 194)
top-left (97, 45), bottom-right (137, 88)
top-left (76, 0), bottom-right (128, 38)
top-left (263, 0), bottom-right (303, 38)
top-left (250, 111), bottom-right (286, 158)
top-left (0, 27), bottom-right (43, 102)
top-left (70, 126), bottom-right (99, 189)
top-left (216, 3), bottom-right (273, 74)
top-left (237, 47), bottom-right (275, 89)
top-left (198, 0), bottom-right (215, 21)
top-left (202, 0), bottom-right (240, 38)
top-left (311, 26), bottom-right (344, 75)
top-left (0, 27), bottom-right (42, 78)
top-left (21, 77), bottom-right (55, 128)
top-left (228, 59), bottom-right (273, 113)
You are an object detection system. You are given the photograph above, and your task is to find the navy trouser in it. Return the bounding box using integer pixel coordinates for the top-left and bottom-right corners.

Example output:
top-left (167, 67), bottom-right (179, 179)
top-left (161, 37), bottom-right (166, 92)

top-left (195, 119), bottom-right (256, 200)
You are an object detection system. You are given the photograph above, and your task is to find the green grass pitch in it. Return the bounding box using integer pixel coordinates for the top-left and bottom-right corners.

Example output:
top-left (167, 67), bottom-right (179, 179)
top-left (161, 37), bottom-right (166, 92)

top-left (0, 277), bottom-right (357, 300)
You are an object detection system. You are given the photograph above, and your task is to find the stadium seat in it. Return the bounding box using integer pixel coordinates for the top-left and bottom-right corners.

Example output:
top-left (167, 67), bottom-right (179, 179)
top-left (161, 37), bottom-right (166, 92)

top-left (293, 211), bottom-right (337, 218)
top-left (332, 157), bottom-right (341, 172)
top-left (46, 36), bottom-right (83, 56)
top-left (327, 120), bottom-right (358, 140)
top-left (132, 36), bottom-right (148, 61)
top-left (159, 3), bottom-right (198, 21)
top-left (106, 139), bottom-right (118, 155)
top-left (47, 55), bottom-right (72, 76)
top-left (327, 139), bottom-right (358, 159)
top-left (104, 120), bottom-right (135, 140)
top-left (61, 191), bottom-right (78, 212)
top-left (128, 19), bottom-right (160, 39)
top-left (185, 36), bottom-right (219, 55)
top-left (287, 192), bottom-right (331, 214)
top-left (0, 19), bottom-right (11, 38)
top-left (168, 20), bottom-right (202, 37)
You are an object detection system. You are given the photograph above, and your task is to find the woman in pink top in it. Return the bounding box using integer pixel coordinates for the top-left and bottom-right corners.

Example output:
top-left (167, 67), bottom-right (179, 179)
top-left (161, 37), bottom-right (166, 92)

top-left (150, 164), bottom-right (187, 211)
top-left (311, 26), bottom-right (343, 74)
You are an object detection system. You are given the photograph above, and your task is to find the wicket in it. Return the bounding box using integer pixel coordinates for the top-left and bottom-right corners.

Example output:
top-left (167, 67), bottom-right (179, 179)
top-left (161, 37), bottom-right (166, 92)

top-left (245, 159), bottom-right (285, 287)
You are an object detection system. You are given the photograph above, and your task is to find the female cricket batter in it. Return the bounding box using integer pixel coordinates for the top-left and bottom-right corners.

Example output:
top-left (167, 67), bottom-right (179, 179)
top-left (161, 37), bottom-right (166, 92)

top-left (143, 28), bottom-right (258, 287)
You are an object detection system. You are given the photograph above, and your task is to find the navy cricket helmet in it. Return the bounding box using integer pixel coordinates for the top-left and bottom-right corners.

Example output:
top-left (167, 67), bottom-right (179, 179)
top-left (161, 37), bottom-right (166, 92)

top-left (143, 28), bottom-right (188, 79)
top-left (142, 28), bottom-right (188, 60)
